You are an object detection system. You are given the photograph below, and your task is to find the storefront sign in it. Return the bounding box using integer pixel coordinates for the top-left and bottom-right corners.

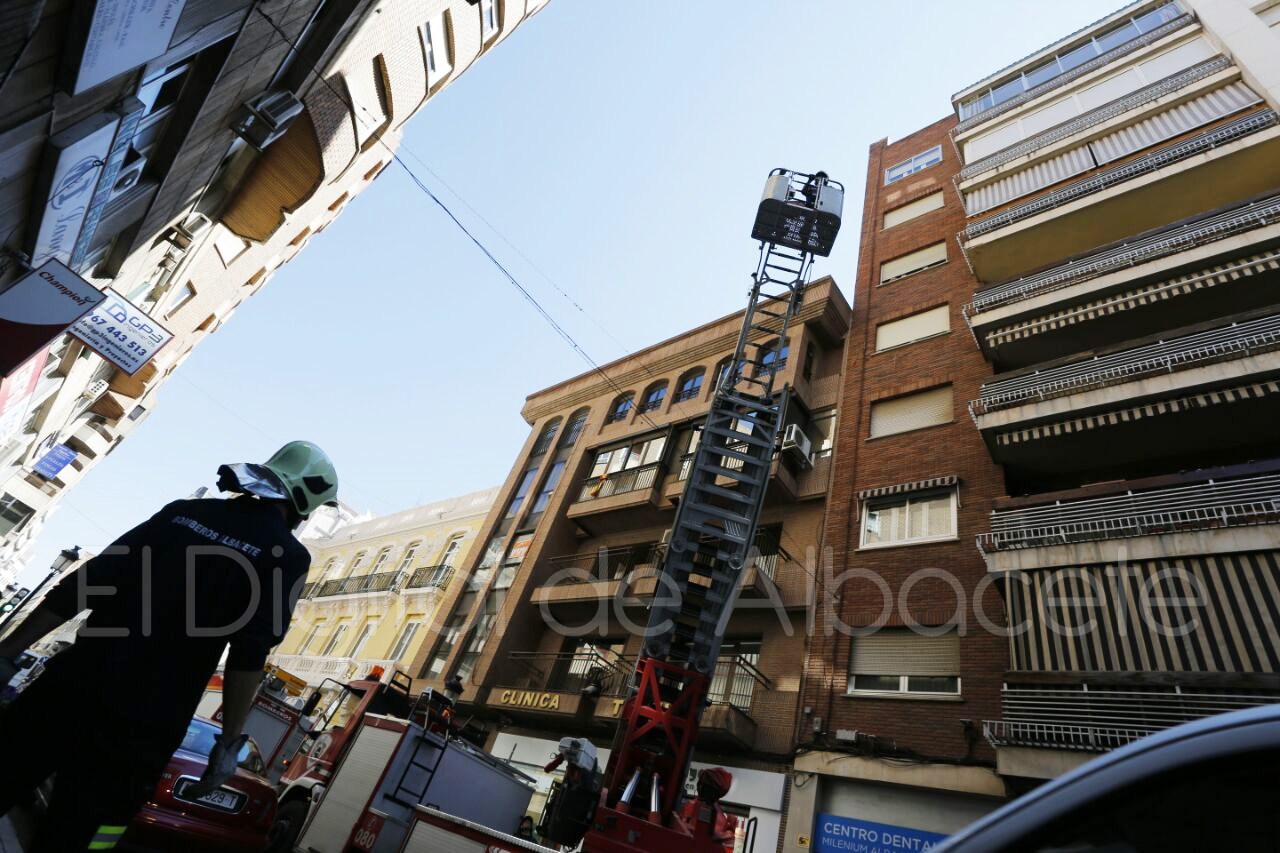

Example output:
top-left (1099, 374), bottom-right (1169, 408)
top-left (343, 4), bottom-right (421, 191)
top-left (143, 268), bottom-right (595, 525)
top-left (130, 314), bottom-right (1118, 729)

top-left (0, 350), bottom-right (48, 446)
top-left (496, 689), bottom-right (563, 711)
top-left (71, 287), bottom-right (173, 374)
top-left (0, 261), bottom-right (103, 378)
top-left (30, 113), bottom-right (118, 266)
top-left (32, 444), bottom-right (77, 480)
top-left (73, 0), bottom-right (188, 94)
top-left (815, 815), bottom-right (946, 853)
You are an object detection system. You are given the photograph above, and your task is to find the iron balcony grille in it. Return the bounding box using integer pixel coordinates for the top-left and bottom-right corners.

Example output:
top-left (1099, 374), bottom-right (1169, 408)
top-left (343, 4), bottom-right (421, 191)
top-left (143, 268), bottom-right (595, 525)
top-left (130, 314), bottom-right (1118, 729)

top-left (545, 544), bottom-right (658, 583)
top-left (965, 192), bottom-right (1280, 317)
top-left (315, 570), bottom-right (400, 597)
top-left (977, 472), bottom-right (1280, 553)
top-left (972, 313), bottom-right (1280, 415)
top-left (300, 582), bottom-right (319, 599)
top-left (577, 462), bottom-right (662, 502)
top-left (985, 685), bottom-right (1280, 751)
top-left (959, 56), bottom-right (1232, 181)
top-left (405, 564), bottom-right (453, 589)
top-left (674, 386), bottom-right (703, 403)
top-left (953, 14), bottom-right (1195, 134)
top-left (506, 650), bottom-right (636, 698)
top-left (708, 655), bottom-right (772, 716)
top-left (964, 109), bottom-right (1280, 241)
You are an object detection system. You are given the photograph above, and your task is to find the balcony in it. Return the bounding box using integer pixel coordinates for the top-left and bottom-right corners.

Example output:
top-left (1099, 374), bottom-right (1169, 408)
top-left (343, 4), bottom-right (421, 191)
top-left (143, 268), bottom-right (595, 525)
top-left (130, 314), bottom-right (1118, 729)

top-left (567, 463), bottom-right (666, 530)
top-left (269, 653), bottom-right (399, 687)
top-left (961, 109), bottom-right (1280, 283)
top-left (984, 684), bottom-right (1280, 777)
top-left (404, 564), bottom-right (454, 590)
top-left (313, 570), bottom-right (400, 597)
top-left (978, 468), bottom-right (1280, 571)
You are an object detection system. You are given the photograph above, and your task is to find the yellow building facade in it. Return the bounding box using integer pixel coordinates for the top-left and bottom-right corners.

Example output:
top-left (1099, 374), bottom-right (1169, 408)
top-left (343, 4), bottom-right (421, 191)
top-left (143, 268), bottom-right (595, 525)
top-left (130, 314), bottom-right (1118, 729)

top-left (271, 487), bottom-right (497, 687)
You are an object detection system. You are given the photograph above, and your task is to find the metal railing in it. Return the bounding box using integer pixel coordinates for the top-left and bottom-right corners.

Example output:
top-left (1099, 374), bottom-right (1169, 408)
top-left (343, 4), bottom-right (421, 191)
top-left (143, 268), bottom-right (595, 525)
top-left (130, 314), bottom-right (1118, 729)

top-left (977, 472), bottom-right (1280, 552)
top-left (972, 313), bottom-right (1280, 415)
top-left (405, 564), bottom-right (453, 589)
top-left (577, 462), bottom-right (662, 502)
top-left (953, 14), bottom-right (1195, 135)
top-left (960, 57), bottom-right (1232, 180)
top-left (314, 570), bottom-right (400, 597)
top-left (546, 544), bottom-right (658, 584)
top-left (506, 650), bottom-right (636, 697)
top-left (300, 582), bottom-right (319, 599)
top-left (985, 684), bottom-right (1280, 751)
top-left (965, 109), bottom-right (1279, 240)
top-left (708, 655), bottom-right (772, 716)
top-left (966, 193), bottom-right (1280, 316)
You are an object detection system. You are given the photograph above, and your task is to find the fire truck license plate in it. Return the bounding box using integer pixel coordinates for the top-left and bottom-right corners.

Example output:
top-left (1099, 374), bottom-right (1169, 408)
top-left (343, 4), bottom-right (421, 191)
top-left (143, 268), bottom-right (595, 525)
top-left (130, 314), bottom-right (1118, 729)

top-left (174, 780), bottom-right (244, 812)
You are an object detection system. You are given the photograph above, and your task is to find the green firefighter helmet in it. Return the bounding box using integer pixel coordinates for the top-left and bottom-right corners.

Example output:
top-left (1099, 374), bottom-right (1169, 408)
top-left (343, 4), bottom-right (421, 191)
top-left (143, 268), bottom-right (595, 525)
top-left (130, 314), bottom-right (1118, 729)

top-left (261, 440), bottom-right (339, 517)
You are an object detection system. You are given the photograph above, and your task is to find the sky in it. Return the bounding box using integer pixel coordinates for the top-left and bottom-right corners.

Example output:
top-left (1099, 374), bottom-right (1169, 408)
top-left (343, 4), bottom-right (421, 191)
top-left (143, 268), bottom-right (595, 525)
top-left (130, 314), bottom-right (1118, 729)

top-left (19, 0), bottom-right (1125, 585)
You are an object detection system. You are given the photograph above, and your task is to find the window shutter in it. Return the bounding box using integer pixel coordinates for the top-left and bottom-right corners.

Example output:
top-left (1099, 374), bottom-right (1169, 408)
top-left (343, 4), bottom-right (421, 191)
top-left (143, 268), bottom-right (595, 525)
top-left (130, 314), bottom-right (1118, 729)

top-left (869, 386), bottom-right (953, 437)
top-left (1088, 81), bottom-right (1260, 165)
top-left (880, 242), bottom-right (947, 283)
top-left (875, 305), bottom-right (951, 351)
top-left (850, 631), bottom-right (960, 676)
top-left (884, 192), bottom-right (944, 229)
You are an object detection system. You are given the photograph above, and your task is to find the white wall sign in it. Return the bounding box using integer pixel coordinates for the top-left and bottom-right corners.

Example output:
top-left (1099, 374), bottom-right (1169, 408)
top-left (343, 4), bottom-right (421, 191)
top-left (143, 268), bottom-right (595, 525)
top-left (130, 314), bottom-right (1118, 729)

top-left (30, 113), bottom-right (119, 267)
top-left (71, 288), bottom-right (174, 375)
top-left (0, 351), bottom-right (49, 447)
top-left (74, 0), bottom-right (189, 94)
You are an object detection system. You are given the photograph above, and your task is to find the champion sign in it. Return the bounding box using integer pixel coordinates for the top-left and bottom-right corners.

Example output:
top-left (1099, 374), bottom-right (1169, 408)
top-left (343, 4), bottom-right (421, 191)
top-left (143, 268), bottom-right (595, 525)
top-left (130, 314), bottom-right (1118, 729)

top-left (0, 260), bottom-right (103, 378)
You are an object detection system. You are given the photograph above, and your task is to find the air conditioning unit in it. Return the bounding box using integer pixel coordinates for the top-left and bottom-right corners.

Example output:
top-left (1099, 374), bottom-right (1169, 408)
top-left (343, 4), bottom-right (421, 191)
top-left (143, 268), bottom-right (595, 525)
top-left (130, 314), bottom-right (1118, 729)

top-left (231, 91), bottom-right (305, 151)
top-left (781, 423), bottom-right (813, 468)
top-left (164, 213), bottom-right (211, 251)
top-left (81, 379), bottom-right (109, 401)
top-left (111, 156), bottom-right (148, 198)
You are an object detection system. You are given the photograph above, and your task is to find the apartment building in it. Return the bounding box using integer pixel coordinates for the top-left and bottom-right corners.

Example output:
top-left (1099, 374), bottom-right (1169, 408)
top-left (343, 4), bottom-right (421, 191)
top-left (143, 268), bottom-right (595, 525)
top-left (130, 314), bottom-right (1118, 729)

top-left (0, 0), bottom-right (551, 587)
top-left (789, 2), bottom-right (1280, 849)
top-left (271, 486), bottom-right (496, 689)
top-left (410, 279), bottom-right (851, 850)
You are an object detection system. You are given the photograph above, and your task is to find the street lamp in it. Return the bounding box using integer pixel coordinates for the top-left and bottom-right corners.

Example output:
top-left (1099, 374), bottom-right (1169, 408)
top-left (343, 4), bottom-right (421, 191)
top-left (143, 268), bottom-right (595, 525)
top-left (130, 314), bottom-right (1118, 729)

top-left (0, 546), bottom-right (81, 631)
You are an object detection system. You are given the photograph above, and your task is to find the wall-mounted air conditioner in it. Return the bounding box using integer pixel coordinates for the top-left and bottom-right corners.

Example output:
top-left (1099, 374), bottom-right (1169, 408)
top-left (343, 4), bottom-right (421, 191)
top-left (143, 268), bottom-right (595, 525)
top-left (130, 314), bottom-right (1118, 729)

top-left (781, 423), bottom-right (813, 468)
top-left (231, 91), bottom-right (305, 151)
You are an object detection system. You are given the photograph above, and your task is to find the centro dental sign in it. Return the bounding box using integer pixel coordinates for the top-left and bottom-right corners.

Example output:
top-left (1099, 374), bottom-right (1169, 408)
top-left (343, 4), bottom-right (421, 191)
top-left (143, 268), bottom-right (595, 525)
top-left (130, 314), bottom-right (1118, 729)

top-left (815, 814), bottom-right (946, 853)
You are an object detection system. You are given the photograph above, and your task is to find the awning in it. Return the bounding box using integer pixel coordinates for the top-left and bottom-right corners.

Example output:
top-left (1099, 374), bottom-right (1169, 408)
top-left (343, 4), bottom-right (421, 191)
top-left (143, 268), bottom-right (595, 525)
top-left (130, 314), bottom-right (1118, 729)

top-left (985, 248), bottom-right (1280, 350)
top-left (995, 379), bottom-right (1280, 446)
top-left (858, 475), bottom-right (958, 500)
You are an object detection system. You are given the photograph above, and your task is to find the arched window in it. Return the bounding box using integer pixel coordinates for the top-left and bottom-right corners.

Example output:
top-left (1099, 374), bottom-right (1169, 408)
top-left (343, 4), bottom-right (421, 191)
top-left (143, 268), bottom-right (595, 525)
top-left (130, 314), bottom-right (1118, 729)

top-left (757, 338), bottom-right (790, 376)
top-left (347, 551), bottom-right (368, 576)
top-left (639, 382), bottom-right (668, 414)
top-left (714, 357), bottom-right (744, 391)
top-left (440, 534), bottom-right (465, 566)
top-left (675, 368), bottom-right (705, 402)
top-left (606, 392), bottom-right (635, 423)
top-left (531, 417), bottom-right (561, 456)
top-left (397, 542), bottom-right (422, 572)
top-left (559, 408), bottom-right (590, 448)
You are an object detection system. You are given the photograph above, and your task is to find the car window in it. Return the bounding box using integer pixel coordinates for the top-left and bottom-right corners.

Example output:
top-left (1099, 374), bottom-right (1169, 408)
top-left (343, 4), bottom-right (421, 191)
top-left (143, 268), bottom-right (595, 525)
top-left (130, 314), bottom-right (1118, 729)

top-left (179, 719), bottom-right (263, 772)
top-left (1003, 749), bottom-right (1280, 853)
top-left (238, 738), bottom-right (264, 773)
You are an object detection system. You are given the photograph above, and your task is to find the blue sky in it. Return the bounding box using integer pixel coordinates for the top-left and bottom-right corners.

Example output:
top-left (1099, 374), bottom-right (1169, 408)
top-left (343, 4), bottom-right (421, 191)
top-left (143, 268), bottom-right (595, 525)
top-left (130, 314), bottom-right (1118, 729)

top-left (20, 0), bottom-right (1123, 584)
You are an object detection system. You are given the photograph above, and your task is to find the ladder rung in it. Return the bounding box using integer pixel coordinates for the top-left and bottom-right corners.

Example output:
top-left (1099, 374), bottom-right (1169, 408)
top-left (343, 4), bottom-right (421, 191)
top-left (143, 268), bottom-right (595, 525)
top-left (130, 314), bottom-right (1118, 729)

top-left (698, 463), bottom-right (765, 485)
top-left (684, 521), bottom-right (749, 545)
top-left (703, 443), bottom-right (767, 465)
top-left (703, 424), bottom-right (773, 450)
top-left (688, 502), bottom-right (753, 527)
top-left (688, 481), bottom-right (754, 504)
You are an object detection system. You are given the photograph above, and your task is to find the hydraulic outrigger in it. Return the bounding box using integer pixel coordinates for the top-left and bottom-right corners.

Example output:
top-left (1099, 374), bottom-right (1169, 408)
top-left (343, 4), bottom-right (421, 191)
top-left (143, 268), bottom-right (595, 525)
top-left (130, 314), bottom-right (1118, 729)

top-left (540, 169), bottom-right (844, 853)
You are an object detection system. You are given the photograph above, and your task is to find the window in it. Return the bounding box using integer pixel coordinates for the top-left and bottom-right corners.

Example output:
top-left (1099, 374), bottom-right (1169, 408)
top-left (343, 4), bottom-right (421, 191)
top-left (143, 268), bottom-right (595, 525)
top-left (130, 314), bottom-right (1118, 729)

top-left (322, 557), bottom-right (341, 578)
top-left (869, 385), bottom-right (953, 438)
top-left (348, 551), bottom-right (368, 575)
top-left (860, 489), bottom-right (956, 548)
top-left (956, 2), bottom-right (1183, 119)
top-left (757, 339), bottom-right (789, 376)
top-left (639, 382), bottom-right (667, 414)
top-left (885, 145), bottom-right (943, 184)
top-left (531, 418), bottom-right (561, 456)
top-left (480, 0), bottom-right (498, 38)
top-left (440, 535), bottom-right (464, 566)
top-left (389, 620), bottom-right (422, 660)
top-left (421, 615), bottom-right (464, 678)
top-left (606, 393), bottom-right (634, 423)
top-left (880, 242), bottom-right (947, 284)
top-left (884, 191), bottom-right (944, 229)
top-left (675, 369), bottom-right (705, 402)
top-left (560, 409), bottom-right (590, 447)
top-left (848, 629), bottom-right (960, 695)
top-left (875, 305), bottom-right (951, 351)
top-left (530, 460), bottom-right (565, 516)
top-left (299, 622), bottom-right (323, 654)
top-left (809, 410), bottom-right (836, 458)
top-left (709, 639), bottom-right (762, 707)
top-left (423, 17), bottom-right (439, 74)
top-left (397, 543), bottom-right (420, 573)
top-left (165, 282), bottom-right (197, 317)
top-left (370, 547), bottom-right (393, 573)
top-left (803, 344), bottom-right (816, 381)
top-left (0, 495), bottom-right (35, 537)
top-left (589, 435), bottom-right (667, 479)
top-left (348, 621), bottom-right (377, 658)
top-left (320, 624), bottom-right (349, 657)
top-left (506, 468), bottom-right (539, 519)
top-left (714, 357), bottom-right (745, 392)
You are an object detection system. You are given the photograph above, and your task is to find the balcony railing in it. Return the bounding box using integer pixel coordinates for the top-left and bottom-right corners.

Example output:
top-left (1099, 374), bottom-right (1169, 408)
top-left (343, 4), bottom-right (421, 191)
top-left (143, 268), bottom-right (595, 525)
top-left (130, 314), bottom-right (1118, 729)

top-left (577, 462), bottom-right (662, 502)
top-left (966, 193), bottom-right (1280, 317)
top-left (965, 110), bottom-right (1280, 241)
top-left (314, 570), bottom-right (400, 597)
top-left (959, 57), bottom-right (1233, 180)
top-left (709, 655), bottom-right (771, 716)
top-left (972, 313), bottom-right (1280, 416)
top-left (405, 564), bottom-right (453, 590)
top-left (985, 684), bottom-right (1280, 751)
top-left (546, 544), bottom-right (658, 583)
top-left (300, 581), bottom-right (319, 599)
top-left (978, 473), bottom-right (1280, 553)
top-left (506, 650), bottom-right (636, 697)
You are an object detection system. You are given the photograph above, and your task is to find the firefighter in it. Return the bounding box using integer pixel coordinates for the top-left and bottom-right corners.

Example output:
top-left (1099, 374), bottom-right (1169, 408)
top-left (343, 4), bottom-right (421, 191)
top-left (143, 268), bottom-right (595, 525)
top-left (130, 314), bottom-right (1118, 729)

top-left (0, 441), bottom-right (337, 852)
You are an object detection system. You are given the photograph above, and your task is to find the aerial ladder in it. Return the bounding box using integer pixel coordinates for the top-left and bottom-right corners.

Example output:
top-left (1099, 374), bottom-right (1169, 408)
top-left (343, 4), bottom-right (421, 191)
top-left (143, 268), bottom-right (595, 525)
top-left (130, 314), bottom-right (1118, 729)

top-left (539, 168), bottom-right (844, 853)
